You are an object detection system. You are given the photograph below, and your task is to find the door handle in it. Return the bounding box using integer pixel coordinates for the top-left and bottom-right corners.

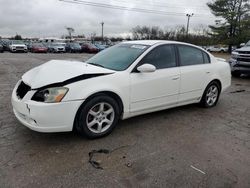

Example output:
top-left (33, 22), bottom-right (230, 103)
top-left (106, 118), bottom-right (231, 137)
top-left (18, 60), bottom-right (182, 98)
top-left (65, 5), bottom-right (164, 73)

top-left (172, 76), bottom-right (180, 80)
top-left (206, 71), bottom-right (210, 74)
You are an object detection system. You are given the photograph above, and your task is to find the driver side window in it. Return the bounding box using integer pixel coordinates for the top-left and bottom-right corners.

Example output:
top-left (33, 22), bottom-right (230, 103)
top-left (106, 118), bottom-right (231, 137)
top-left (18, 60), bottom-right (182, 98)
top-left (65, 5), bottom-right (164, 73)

top-left (141, 45), bottom-right (177, 69)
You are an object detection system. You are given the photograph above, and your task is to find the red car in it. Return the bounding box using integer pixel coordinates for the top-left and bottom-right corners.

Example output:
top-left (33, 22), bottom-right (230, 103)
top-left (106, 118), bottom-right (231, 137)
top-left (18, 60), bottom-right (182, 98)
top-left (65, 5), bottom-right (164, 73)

top-left (31, 43), bottom-right (48, 53)
top-left (81, 43), bottom-right (99, 53)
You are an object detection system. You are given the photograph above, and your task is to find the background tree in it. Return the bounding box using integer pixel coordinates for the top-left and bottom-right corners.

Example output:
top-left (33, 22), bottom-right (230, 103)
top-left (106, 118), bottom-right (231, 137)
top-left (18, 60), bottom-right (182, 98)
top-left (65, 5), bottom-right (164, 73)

top-left (13, 34), bottom-right (22, 40)
top-left (131, 25), bottom-right (213, 46)
top-left (207, 0), bottom-right (250, 52)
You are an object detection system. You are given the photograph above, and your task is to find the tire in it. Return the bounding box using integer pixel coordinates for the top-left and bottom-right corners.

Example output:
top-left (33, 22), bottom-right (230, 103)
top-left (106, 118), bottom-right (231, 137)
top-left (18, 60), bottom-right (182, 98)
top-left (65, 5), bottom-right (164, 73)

top-left (200, 81), bottom-right (221, 108)
top-left (231, 71), bottom-right (241, 77)
top-left (75, 95), bottom-right (120, 138)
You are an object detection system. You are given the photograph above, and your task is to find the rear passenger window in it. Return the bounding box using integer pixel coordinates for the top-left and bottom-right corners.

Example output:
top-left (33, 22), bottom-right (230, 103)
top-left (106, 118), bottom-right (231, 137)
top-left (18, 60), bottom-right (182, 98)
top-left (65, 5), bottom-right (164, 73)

top-left (141, 45), bottom-right (176, 69)
top-left (202, 51), bottom-right (210, 64)
top-left (178, 45), bottom-right (204, 66)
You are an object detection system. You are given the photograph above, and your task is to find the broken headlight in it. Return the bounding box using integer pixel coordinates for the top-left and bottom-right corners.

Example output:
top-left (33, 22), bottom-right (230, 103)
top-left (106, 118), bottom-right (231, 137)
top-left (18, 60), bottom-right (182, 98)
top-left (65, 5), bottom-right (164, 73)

top-left (32, 87), bottom-right (68, 103)
top-left (231, 51), bottom-right (239, 59)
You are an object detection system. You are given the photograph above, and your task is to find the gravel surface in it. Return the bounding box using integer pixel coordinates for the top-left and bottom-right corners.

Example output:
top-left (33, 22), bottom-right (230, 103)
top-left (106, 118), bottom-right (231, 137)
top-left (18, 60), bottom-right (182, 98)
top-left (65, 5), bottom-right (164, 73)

top-left (0, 52), bottom-right (250, 188)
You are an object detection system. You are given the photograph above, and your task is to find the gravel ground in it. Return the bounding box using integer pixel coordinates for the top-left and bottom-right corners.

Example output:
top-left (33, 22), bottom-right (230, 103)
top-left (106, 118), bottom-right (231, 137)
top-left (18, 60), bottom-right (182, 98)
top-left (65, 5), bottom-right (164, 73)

top-left (0, 52), bottom-right (250, 188)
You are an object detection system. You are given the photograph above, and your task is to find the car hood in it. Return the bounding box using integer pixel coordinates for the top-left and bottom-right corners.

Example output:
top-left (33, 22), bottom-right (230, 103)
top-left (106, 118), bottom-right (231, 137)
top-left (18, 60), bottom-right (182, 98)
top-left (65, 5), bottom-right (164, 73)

top-left (11, 44), bottom-right (26, 47)
top-left (236, 46), bottom-right (250, 52)
top-left (53, 46), bottom-right (65, 48)
top-left (22, 60), bottom-right (115, 89)
top-left (72, 46), bottom-right (81, 49)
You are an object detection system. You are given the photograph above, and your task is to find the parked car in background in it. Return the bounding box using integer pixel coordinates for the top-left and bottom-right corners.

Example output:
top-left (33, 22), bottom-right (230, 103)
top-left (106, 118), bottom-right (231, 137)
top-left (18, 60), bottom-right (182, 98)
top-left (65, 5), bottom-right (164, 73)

top-left (48, 43), bottom-right (66, 53)
top-left (8, 40), bottom-right (28, 53)
top-left (0, 39), bottom-right (10, 51)
top-left (65, 43), bottom-right (82, 53)
top-left (81, 43), bottom-right (99, 53)
top-left (229, 40), bottom-right (250, 77)
top-left (206, 46), bottom-right (228, 53)
top-left (11, 40), bottom-right (231, 138)
top-left (95, 44), bottom-right (107, 51)
top-left (31, 43), bottom-right (48, 53)
top-left (0, 43), bottom-right (3, 53)
top-left (26, 42), bottom-right (33, 52)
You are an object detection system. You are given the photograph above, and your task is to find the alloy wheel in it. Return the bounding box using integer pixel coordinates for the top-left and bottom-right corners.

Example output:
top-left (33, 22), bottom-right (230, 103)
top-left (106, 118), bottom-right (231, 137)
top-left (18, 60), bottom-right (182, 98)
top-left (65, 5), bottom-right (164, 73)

top-left (206, 85), bottom-right (219, 106)
top-left (86, 102), bottom-right (115, 134)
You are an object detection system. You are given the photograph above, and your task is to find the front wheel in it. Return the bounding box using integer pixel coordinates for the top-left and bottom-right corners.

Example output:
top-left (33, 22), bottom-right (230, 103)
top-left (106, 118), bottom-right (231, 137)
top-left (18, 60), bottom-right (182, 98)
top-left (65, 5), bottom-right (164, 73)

top-left (75, 95), bottom-right (120, 138)
top-left (200, 81), bottom-right (221, 108)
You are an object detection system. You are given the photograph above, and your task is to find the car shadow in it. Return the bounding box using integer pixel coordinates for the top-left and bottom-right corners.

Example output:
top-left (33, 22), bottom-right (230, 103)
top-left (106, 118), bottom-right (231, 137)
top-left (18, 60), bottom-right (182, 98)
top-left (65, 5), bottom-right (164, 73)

top-left (21, 103), bottom-right (200, 145)
top-left (18, 104), bottom-right (200, 142)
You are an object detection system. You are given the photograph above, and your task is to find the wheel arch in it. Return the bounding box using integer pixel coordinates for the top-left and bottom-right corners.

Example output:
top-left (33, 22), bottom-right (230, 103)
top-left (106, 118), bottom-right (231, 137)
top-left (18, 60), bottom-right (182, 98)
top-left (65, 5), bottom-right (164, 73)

top-left (73, 91), bottom-right (124, 131)
top-left (199, 79), bottom-right (222, 107)
top-left (201, 79), bottom-right (222, 100)
top-left (210, 79), bottom-right (222, 92)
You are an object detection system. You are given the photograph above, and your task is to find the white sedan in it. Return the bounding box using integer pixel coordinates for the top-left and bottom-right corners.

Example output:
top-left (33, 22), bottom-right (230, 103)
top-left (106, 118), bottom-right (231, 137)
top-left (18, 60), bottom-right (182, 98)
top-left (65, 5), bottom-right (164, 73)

top-left (12, 40), bottom-right (231, 138)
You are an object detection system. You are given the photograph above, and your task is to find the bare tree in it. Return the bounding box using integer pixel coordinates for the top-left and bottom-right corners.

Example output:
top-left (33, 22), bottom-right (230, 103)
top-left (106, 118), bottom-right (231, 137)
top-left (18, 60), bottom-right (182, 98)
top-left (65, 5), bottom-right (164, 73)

top-left (65, 27), bottom-right (75, 40)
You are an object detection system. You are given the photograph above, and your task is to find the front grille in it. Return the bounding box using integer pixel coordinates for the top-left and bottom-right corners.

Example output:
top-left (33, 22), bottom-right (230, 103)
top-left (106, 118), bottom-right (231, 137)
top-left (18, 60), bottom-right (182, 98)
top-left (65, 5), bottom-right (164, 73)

top-left (16, 47), bottom-right (24, 50)
top-left (237, 57), bottom-right (250, 62)
top-left (239, 51), bottom-right (250, 55)
top-left (16, 81), bottom-right (31, 99)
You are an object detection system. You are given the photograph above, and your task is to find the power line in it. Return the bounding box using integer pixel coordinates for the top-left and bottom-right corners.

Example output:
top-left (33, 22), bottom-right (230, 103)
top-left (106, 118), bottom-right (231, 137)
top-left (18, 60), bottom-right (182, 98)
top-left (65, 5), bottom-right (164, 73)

top-left (59, 0), bottom-right (214, 18)
top-left (106, 0), bottom-right (210, 11)
top-left (124, 0), bottom-right (210, 9)
top-left (60, 0), bottom-right (185, 16)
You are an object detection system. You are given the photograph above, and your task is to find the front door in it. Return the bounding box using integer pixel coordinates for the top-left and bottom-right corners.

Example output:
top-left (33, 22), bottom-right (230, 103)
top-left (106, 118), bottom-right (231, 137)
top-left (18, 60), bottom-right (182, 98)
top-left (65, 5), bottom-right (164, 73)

top-left (130, 44), bottom-right (180, 113)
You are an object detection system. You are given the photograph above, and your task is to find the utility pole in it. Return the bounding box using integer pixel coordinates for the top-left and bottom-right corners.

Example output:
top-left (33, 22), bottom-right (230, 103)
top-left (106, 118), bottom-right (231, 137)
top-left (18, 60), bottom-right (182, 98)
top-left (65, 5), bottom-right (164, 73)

top-left (186, 13), bottom-right (194, 35)
top-left (101, 21), bottom-right (104, 42)
top-left (65, 27), bottom-right (74, 41)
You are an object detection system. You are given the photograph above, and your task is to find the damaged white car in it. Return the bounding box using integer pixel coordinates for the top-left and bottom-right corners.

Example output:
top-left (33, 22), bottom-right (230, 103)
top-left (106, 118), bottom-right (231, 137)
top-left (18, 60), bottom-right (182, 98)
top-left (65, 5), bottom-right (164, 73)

top-left (12, 40), bottom-right (231, 138)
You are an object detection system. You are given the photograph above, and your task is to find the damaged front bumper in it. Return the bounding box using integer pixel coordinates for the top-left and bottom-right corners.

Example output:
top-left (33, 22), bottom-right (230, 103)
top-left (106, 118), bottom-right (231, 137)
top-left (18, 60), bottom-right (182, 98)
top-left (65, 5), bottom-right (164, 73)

top-left (11, 80), bottom-right (83, 133)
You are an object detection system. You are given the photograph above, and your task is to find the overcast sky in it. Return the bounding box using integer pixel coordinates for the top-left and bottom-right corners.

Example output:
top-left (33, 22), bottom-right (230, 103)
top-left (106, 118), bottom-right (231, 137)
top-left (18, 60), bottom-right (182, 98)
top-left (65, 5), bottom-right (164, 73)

top-left (0, 0), bottom-right (215, 38)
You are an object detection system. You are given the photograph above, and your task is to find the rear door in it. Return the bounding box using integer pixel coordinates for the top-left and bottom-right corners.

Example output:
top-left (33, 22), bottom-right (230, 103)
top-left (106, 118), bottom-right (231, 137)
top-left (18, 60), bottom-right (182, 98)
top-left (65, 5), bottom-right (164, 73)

top-left (130, 44), bottom-right (180, 113)
top-left (177, 45), bottom-right (212, 103)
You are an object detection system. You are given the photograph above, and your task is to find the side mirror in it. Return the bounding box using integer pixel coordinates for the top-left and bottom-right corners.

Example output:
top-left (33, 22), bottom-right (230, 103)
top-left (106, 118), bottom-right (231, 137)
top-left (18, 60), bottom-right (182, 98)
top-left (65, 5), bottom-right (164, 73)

top-left (240, 43), bottom-right (245, 47)
top-left (137, 64), bottom-right (156, 73)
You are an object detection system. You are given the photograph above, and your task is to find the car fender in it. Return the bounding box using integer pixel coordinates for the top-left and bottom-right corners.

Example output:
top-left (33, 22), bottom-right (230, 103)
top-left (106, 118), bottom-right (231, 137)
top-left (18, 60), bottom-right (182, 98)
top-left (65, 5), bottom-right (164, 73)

top-left (62, 72), bottom-right (130, 114)
top-left (206, 58), bottom-right (231, 92)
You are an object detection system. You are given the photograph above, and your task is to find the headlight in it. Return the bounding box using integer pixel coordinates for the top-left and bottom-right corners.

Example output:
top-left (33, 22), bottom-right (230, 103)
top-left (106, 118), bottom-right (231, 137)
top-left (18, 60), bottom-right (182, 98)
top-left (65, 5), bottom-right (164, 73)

top-left (32, 87), bottom-right (68, 103)
top-left (231, 52), bottom-right (239, 59)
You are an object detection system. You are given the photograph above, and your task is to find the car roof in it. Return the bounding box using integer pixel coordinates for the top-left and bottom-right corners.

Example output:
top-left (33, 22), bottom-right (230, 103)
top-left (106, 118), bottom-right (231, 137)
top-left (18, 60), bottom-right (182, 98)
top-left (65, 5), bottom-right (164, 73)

top-left (122, 40), bottom-right (210, 53)
top-left (122, 40), bottom-right (186, 46)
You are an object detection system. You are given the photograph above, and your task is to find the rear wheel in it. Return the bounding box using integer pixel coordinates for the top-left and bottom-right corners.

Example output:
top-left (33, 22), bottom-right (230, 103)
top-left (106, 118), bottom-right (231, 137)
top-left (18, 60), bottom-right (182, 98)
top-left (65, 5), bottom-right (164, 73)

top-left (75, 95), bottom-right (120, 138)
top-left (200, 81), bottom-right (221, 108)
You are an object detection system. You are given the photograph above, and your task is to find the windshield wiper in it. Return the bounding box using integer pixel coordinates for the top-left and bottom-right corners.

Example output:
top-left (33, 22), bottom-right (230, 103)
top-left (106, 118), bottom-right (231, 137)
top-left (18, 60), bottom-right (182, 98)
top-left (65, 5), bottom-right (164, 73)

top-left (88, 62), bottom-right (104, 68)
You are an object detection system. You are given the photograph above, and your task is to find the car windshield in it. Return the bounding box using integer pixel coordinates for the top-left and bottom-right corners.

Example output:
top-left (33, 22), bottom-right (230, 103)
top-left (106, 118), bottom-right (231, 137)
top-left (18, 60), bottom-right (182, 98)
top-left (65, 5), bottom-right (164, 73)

top-left (88, 43), bottom-right (96, 48)
top-left (33, 43), bottom-right (44, 47)
top-left (85, 43), bottom-right (149, 71)
top-left (70, 43), bottom-right (80, 47)
top-left (12, 40), bottom-right (24, 44)
top-left (52, 43), bottom-right (63, 46)
top-left (246, 41), bottom-right (250, 46)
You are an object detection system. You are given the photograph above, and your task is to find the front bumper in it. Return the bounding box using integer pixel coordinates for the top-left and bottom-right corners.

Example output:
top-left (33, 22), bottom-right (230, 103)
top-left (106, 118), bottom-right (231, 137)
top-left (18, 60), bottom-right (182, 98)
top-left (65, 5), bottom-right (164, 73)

top-left (55, 48), bottom-right (65, 53)
top-left (11, 48), bottom-right (28, 52)
top-left (34, 49), bottom-right (47, 53)
top-left (11, 81), bottom-right (83, 133)
top-left (229, 59), bottom-right (250, 74)
top-left (71, 48), bottom-right (82, 52)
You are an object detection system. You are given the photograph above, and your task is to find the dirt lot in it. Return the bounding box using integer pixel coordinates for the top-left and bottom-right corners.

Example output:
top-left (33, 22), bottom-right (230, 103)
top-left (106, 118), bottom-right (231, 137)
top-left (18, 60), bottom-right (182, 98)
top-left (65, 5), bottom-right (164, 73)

top-left (0, 52), bottom-right (250, 188)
